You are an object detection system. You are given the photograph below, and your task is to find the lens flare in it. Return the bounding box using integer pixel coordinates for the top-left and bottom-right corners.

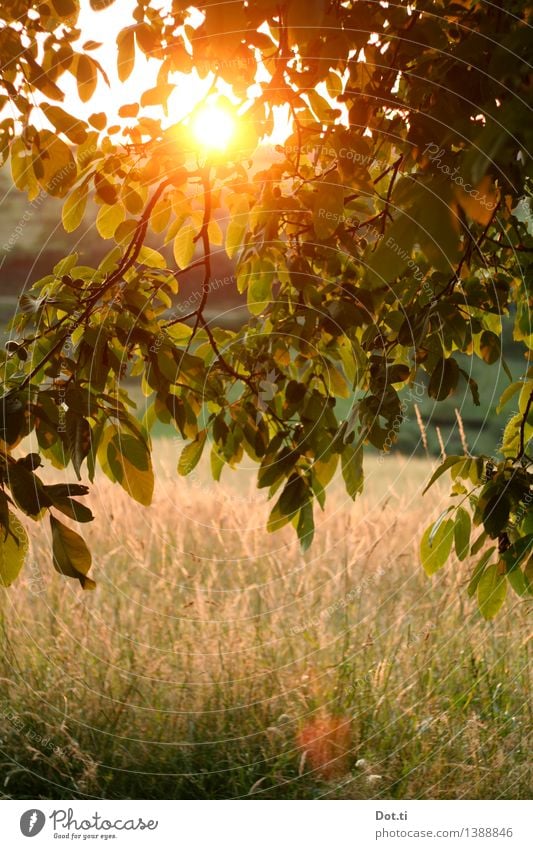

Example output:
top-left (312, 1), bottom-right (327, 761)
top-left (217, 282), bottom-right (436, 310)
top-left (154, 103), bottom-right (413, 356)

top-left (191, 104), bottom-right (235, 150)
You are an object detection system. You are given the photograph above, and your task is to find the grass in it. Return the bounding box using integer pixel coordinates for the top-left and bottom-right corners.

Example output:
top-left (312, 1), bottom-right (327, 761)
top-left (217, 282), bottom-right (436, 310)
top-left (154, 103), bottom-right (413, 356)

top-left (0, 447), bottom-right (530, 799)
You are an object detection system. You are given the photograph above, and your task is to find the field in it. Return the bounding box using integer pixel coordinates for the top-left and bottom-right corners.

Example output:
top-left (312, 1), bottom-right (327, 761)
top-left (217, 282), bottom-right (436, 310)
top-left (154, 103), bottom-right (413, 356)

top-left (0, 447), bottom-right (530, 800)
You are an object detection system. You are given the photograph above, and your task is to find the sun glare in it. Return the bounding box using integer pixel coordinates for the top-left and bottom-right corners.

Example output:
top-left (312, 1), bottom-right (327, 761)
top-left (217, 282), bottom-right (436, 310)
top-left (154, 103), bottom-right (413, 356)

top-left (191, 104), bottom-right (236, 150)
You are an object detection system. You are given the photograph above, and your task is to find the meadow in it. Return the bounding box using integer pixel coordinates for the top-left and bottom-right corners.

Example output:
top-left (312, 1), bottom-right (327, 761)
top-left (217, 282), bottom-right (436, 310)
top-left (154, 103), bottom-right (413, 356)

top-left (0, 447), bottom-right (530, 800)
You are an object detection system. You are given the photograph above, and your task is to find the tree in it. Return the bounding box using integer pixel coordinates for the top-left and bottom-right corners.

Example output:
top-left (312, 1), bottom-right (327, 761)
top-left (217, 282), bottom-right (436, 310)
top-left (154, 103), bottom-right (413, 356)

top-left (0, 0), bottom-right (531, 616)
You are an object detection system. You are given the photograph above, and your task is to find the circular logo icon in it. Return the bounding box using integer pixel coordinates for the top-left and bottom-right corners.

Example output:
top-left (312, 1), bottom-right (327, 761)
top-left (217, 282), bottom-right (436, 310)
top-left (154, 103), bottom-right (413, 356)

top-left (20, 810), bottom-right (46, 837)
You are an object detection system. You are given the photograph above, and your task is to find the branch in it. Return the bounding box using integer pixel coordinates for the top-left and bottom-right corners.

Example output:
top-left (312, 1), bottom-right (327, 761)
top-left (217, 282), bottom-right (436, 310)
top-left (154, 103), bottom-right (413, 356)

top-left (13, 177), bottom-right (172, 393)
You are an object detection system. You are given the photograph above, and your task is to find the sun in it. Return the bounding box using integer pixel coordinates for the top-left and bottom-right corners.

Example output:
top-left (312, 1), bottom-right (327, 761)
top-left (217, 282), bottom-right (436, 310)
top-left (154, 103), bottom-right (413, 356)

top-left (191, 103), bottom-right (236, 151)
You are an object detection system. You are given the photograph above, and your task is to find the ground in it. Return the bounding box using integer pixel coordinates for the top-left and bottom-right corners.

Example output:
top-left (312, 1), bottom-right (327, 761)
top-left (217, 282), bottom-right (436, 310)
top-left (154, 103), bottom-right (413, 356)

top-left (0, 449), bottom-right (530, 799)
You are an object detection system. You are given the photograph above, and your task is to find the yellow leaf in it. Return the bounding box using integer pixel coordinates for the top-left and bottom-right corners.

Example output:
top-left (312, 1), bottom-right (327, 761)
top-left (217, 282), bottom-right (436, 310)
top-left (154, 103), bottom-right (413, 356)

top-left (208, 218), bottom-right (223, 246)
top-left (96, 202), bottom-right (125, 239)
top-left (0, 514), bottom-right (28, 587)
top-left (62, 182), bottom-right (88, 232)
top-left (173, 221), bottom-right (195, 269)
top-left (33, 130), bottom-right (76, 197)
top-left (50, 515), bottom-right (95, 590)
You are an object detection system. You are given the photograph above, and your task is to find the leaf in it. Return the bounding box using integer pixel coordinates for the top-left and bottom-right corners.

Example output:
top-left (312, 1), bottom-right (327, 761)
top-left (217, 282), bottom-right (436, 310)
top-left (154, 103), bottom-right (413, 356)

top-left (248, 262), bottom-right (273, 316)
top-left (507, 567), bottom-right (528, 597)
top-left (96, 203), bottom-right (125, 239)
top-left (50, 497), bottom-right (93, 524)
top-left (267, 499), bottom-right (292, 533)
top-left (117, 27), bottom-right (136, 82)
top-left (178, 431), bottom-right (206, 476)
top-left (107, 434), bottom-right (154, 506)
top-left (0, 513), bottom-right (28, 587)
top-left (26, 56), bottom-right (65, 101)
top-left (365, 213), bottom-right (415, 287)
top-left (65, 411), bottom-right (91, 479)
top-left (482, 493), bottom-right (510, 538)
top-left (454, 507), bottom-right (471, 561)
top-left (278, 473), bottom-right (308, 518)
top-left (480, 330), bottom-right (501, 365)
top-left (420, 518), bottom-right (455, 575)
top-left (33, 130), bottom-right (76, 197)
top-left (455, 176), bottom-right (499, 226)
top-left (458, 367), bottom-right (480, 406)
top-left (226, 197), bottom-right (248, 259)
top-left (341, 442), bottom-right (364, 500)
top-left (7, 464), bottom-right (51, 517)
top-left (76, 54), bottom-right (98, 102)
top-left (417, 190), bottom-right (461, 272)
top-left (422, 455), bottom-right (464, 494)
top-left (41, 103), bottom-right (87, 144)
top-left (297, 501), bottom-right (315, 552)
top-left (137, 245), bottom-right (166, 269)
top-left (50, 515), bottom-right (95, 589)
top-left (140, 84), bottom-right (174, 108)
top-left (313, 170), bottom-right (344, 240)
top-left (496, 380), bottom-right (524, 414)
top-left (467, 547), bottom-right (496, 596)
top-left (62, 182), bottom-right (88, 232)
top-left (43, 484), bottom-right (90, 498)
top-left (173, 221), bottom-right (195, 269)
top-left (477, 562), bottom-right (507, 619)
top-left (428, 357), bottom-right (459, 401)
top-left (51, 0), bottom-right (78, 17)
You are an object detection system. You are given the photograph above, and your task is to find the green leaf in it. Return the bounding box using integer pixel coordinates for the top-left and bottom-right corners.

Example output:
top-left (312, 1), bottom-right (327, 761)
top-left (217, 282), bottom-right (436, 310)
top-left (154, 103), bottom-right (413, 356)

top-left (507, 567), bottom-right (528, 597)
top-left (420, 517), bottom-right (455, 575)
top-left (428, 357), bottom-right (459, 401)
top-left (225, 196), bottom-right (248, 259)
top-left (365, 213), bottom-right (414, 287)
top-left (422, 455), bottom-right (464, 494)
top-left (50, 515), bottom-right (95, 589)
top-left (496, 380), bottom-right (522, 414)
top-left (178, 431), bottom-right (207, 476)
top-left (248, 262), bottom-right (273, 315)
top-left (454, 507), bottom-right (471, 561)
top-left (278, 473), bottom-right (308, 518)
top-left (467, 547), bottom-right (496, 596)
top-left (341, 442), bottom-right (364, 500)
top-left (297, 501), bottom-right (315, 552)
top-left (0, 513), bottom-right (28, 587)
top-left (65, 411), bottom-right (91, 480)
top-left (482, 493), bottom-right (510, 539)
top-left (267, 499), bottom-right (292, 533)
top-left (477, 562), bottom-right (507, 619)
top-left (313, 170), bottom-right (344, 240)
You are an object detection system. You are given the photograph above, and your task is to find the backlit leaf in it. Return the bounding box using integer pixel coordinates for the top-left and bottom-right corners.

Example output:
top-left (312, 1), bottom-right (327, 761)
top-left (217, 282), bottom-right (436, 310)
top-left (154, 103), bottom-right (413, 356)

top-left (0, 513), bottom-right (28, 587)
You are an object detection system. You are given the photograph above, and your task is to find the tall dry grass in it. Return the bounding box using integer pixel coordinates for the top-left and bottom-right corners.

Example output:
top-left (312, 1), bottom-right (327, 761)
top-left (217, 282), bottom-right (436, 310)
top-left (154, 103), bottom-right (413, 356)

top-left (0, 446), bottom-right (530, 799)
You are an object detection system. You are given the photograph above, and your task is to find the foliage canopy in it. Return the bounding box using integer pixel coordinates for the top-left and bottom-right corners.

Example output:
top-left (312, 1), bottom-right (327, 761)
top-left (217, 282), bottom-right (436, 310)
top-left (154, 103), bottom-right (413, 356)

top-left (0, 0), bottom-right (532, 617)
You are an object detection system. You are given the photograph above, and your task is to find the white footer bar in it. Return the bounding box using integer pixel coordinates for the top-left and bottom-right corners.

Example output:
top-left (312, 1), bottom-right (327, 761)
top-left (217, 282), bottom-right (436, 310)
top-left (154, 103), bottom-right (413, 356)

top-left (2, 799), bottom-right (531, 848)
